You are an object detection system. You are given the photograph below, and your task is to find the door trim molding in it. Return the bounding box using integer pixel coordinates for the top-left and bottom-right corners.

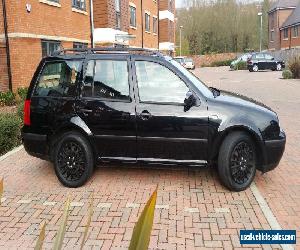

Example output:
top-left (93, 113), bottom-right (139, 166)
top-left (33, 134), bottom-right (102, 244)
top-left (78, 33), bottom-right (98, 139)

top-left (94, 134), bottom-right (208, 143)
top-left (99, 156), bottom-right (207, 165)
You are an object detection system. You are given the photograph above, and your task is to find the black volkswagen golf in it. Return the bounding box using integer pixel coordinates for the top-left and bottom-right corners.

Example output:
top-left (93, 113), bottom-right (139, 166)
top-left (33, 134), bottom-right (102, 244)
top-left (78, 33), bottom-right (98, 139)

top-left (22, 48), bottom-right (286, 191)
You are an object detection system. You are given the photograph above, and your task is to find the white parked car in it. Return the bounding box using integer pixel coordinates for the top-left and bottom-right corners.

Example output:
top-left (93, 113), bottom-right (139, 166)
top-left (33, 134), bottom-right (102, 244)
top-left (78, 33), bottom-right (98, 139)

top-left (174, 57), bottom-right (195, 70)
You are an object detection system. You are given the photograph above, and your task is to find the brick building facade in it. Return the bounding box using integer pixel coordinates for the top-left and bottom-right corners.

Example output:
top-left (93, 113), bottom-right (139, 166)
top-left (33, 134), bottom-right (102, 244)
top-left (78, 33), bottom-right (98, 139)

top-left (1, 0), bottom-right (176, 91)
top-left (0, 0), bottom-right (90, 92)
top-left (268, 0), bottom-right (300, 50)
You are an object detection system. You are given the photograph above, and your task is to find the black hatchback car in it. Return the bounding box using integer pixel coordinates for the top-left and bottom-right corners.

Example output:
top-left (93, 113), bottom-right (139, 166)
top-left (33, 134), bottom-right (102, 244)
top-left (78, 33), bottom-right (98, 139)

top-left (22, 48), bottom-right (286, 191)
top-left (247, 53), bottom-right (285, 72)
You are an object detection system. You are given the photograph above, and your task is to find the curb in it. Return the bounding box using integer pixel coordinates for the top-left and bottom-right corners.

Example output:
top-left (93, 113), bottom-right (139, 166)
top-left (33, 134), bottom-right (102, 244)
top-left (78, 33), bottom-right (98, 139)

top-left (251, 183), bottom-right (294, 250)
top-left (0, 145), bottom-right (24, 162)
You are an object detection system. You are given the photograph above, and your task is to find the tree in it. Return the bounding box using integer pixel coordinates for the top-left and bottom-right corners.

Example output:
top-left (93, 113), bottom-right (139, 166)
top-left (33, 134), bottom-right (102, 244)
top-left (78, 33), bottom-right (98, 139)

top-left (176, 0), bottom-right (267, 55)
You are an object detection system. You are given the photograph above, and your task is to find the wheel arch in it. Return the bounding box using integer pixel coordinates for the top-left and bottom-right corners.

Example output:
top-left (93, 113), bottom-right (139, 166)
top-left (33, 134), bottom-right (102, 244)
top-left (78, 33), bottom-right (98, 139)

top-left (210, 125), bottom-right (265, 169)
top-left (48, 116), bottom-right (96, 162)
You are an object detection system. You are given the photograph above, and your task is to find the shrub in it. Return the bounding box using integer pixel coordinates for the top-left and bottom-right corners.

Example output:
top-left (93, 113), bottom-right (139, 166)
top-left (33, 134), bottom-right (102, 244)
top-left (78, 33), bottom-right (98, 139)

top-left (0, 91), bottom-right (16, 106)
top-left (0, 113), bottom-right (21, 155)
top-left (17, 102), bottom-right (25, 121)
top-left (210, 59), bottom-right (233, 67)
top-left (282, 69), bottom-right (293, 79)
top-left (234, 61), bottom-right (247, 70)
top-left (288, 56), bottom-right (300, 79)
top-left (17, 87), bottom-right (28, 102)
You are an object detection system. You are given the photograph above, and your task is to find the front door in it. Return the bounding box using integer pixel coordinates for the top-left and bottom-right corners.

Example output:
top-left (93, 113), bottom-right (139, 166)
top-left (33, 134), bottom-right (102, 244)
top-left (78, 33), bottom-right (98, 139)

top-left (132, 59), bottom-right (209, 163)
top-left (76, 55), bottom-right (136, 161)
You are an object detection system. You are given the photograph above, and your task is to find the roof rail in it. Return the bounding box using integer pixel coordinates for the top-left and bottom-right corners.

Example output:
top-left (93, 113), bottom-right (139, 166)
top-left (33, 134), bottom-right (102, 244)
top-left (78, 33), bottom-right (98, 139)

top-left (52, 47), bottom-right (164, 58)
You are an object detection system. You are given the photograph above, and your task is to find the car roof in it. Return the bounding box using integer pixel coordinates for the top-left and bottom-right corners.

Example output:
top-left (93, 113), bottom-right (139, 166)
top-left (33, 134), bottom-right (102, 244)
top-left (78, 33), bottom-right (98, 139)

top-left (45, 47), bottom-right (165, 60)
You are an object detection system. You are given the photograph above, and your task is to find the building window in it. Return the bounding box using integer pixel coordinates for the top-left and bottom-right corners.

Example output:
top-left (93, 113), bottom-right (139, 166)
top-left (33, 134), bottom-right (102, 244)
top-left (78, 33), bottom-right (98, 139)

top-left (130, 6), bottom-right (136, 28)
top-left (72, 0), bottom-right (86, 10)
top-left (73, 42), bottom-right (88, 49)
top-left (270, 13), bottom-right (275, 29)
top-left (153, 17), bottom-right (158, 34)
top-left (41, 40), bottom-right (61, 57)
top-left (115, 0), bottom-right (121, 29)
top-left (270, 30), bottom-right (274, 42)
top-left (145, 13), bottom-right (150, 32)
top-left (283, 28), bottom-right (289, 39)
top-left (292, 26), bottom-right (299, 38)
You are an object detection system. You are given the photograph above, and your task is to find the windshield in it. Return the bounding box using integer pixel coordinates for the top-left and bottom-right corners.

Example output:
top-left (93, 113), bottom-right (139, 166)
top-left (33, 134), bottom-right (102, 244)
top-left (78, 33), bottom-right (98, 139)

top-left (170, 59), bottom-right (213, 98)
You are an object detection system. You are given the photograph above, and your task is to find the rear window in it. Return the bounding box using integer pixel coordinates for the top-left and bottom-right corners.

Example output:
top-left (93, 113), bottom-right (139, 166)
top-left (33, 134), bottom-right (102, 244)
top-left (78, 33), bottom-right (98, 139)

top-left (34, 60), bottom-right (82, 97)
top-left (253, 54), bottom-right (265, 60)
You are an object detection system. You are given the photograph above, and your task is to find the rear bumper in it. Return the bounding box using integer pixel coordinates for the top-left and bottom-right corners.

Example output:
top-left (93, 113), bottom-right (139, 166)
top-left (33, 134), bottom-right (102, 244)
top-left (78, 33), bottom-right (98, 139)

top-left (261, 131), bottom-right (286, 172)
top-left (22, 132), bottom-right (49, 160)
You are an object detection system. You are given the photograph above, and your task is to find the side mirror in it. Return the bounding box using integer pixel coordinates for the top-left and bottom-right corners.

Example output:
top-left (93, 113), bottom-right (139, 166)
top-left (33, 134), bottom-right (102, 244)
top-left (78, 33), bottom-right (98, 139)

top-left (184, 91), bottom-right (197, 112)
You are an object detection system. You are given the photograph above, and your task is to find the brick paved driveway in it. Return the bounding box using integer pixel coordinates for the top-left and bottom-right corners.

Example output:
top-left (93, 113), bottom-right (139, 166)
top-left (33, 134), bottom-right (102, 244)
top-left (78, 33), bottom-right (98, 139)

top-left (0, 67), bottom-right (299, 249)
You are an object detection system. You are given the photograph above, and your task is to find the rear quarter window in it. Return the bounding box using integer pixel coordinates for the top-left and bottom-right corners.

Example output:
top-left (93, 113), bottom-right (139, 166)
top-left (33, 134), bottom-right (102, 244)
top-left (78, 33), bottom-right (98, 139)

top-left (34, 60), bottom-right (82, 97)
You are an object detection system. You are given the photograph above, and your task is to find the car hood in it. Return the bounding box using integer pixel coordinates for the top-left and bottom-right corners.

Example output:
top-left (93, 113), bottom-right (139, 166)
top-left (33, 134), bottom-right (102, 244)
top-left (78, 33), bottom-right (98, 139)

top-left (216, 90), bottom-right (275, 114)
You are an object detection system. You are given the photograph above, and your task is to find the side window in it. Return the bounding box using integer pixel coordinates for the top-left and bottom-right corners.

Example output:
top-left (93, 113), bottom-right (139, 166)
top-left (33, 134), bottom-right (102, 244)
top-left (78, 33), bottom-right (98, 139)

top-left (83, 60), bottom-right (130, 101)
top-left (34, 60), bottom-right (82, 97)
top-left (135, 61), bottom-right (189, 103)
top-left (265, 54), bottom-right (273, 60)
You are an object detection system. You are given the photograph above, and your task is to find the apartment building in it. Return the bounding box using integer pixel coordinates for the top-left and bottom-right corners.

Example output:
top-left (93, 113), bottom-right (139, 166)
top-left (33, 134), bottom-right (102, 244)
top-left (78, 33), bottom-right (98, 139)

top-left (1, 0), bottom-right (176, 91)
top-left (92, 0), bottom-right (176, 52)
top-left (280, 3), bottom-right (300, 49)
top-left (159, 0), bottom-right (175, 54)
top-left (268, 0), bottom-right (300, 50)
top-left (0, 0), bottom-right (90, 92)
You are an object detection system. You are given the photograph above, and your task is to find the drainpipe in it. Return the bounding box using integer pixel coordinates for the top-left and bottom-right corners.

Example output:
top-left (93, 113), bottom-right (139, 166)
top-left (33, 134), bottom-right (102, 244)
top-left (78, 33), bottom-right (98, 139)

top-left (141, 0), bottom-right (144, 48)
top-left (157, 0), bottom-right (159, 51)
top-left (89, 0), bottom-right (95, 48)
top-left (1, 0), bottom-right (12, 91)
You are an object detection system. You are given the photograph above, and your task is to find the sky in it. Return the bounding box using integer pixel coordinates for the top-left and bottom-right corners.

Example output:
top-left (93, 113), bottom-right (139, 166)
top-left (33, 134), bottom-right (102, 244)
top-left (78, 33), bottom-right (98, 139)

top-left (176, 0), bottom-right (184, 8)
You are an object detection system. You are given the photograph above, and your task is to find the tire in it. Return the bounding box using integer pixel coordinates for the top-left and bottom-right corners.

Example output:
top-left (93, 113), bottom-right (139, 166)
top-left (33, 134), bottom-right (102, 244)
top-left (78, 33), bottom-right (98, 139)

top-left (218, 132), bottom-right (256, 191)
top-left (276, 63), bottom-right (282, 71)
top-left (249, 67), bottom-right (253, 72)
top-left (252, 64), bottom-right (259, 72)
top-left (53, 131), bottom-right (94, 188)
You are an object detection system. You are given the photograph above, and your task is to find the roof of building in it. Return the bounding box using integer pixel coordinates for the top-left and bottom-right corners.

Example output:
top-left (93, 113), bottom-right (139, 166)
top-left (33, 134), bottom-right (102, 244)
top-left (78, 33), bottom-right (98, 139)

top-left (269, 0), bottom-right (299, 13)
top-left (281, 3), bottom-right (300, 28)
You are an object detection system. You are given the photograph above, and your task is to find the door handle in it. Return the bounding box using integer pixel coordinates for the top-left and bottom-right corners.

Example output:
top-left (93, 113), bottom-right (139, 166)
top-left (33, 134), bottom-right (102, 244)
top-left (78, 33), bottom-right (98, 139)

top-left (139, 110), bottom-right (152, 121)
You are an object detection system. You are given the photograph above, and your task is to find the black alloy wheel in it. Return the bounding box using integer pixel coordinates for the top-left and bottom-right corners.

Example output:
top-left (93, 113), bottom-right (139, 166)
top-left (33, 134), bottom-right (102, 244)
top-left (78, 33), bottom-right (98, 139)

top-left (218, 131), bottom-right (256, 191)
top-left (54, 132), bottom-right (94, 187)
top-left (229, 141), bottom-right (255, 185)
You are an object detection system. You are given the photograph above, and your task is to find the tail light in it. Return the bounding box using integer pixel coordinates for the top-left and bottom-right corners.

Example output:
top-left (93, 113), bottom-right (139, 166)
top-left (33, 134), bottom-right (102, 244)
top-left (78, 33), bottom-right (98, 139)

top-left (24, 100), bottom-right (31, 126)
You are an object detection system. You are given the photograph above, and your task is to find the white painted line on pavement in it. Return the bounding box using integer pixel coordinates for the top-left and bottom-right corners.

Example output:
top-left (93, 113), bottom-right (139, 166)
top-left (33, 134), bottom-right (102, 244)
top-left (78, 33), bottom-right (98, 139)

top-left (184, 207), bottom-right (199, 213)
top-left (43, 201), bottom-right (57, 206)
top-left (0, 145), bottom-right (24, 162)
top-left (126, 203), bottom-right (140, 208)
top-left (251, 183), bottom-right (294, 250)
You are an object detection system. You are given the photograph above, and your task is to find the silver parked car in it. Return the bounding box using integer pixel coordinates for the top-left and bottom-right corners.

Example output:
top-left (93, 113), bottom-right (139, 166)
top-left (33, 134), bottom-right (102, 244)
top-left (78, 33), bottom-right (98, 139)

top-left (230, 53), bottom-right (253, 70)
top-left (174, 57), bottom-right (195, 70)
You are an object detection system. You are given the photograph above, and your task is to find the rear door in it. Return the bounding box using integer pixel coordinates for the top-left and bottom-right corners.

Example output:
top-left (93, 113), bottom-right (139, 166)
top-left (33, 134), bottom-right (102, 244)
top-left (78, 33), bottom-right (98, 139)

top-left (30, 59), bottom-right (83, 137)
top-left (256, 53), bottom-right (266, 69)
top-left (76, 55), bottom-right (137, 161)
top-left (132, 57), bottom-right (209, 163)
top-left (265, 54), bottom-right (275, 70)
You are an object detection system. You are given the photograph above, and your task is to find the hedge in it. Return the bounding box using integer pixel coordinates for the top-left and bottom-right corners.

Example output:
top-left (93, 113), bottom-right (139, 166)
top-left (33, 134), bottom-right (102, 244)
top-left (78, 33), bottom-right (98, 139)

top-left (210, 59), bottom-right (233, 67)
top-left (0, 91), bottom-right (16, 106)
top-left (233, 61), bottom-right (247, 70)
top-left (0, 113), bottom-right (21, 155)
